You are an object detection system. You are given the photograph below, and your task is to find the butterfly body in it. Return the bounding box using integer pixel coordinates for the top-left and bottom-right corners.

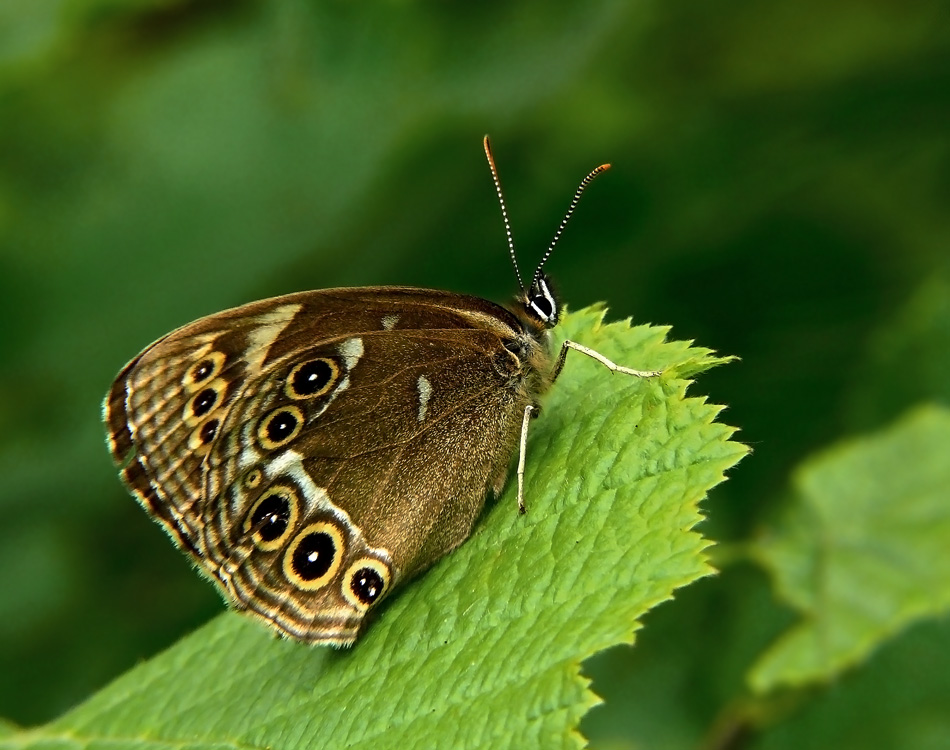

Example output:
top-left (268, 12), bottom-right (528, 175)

top-left (105, 137), bottom-right (660, 645)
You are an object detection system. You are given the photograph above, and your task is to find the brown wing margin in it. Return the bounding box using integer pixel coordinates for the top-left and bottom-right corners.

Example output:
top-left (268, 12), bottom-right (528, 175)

top-left (103, 353), bottom-right (141, 465)
top-left (103, 351), bottom-right (202, 556)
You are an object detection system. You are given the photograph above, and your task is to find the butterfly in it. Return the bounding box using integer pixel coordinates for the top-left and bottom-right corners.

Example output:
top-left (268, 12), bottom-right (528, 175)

top-left (104, 136), bottom-right (660, 645)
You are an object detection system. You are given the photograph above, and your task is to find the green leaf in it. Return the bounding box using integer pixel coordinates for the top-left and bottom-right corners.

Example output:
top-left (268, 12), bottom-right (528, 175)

top-left (749, 404), bottom-right (950, 693)
top-left (0, 307), bottom-right (744, 750)
top-left (754, 619), bottom-right (950, 750)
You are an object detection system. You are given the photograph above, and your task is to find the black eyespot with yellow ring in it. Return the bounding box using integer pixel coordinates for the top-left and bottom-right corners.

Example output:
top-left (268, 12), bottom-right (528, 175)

top-left (183, 350), bottom-right (226, 390)
top-left (244, 485), bottom-right (300, 551)
top-left (285, 358), bottom-right (340, 400)
top-left (257, 405), bottom-right (305, 450)
top-left (243, 468), bottom-right (263, 490)
top-left (187, 415), bottom-right (220, 454)
top-left (191, 388), bottom-right (218, 417)
top-left (342, 558), bottom-right (392, 610)
top-left (283, 522), bottom-right (345, 591)
top-left (182, 378), bottom-right (227, 427)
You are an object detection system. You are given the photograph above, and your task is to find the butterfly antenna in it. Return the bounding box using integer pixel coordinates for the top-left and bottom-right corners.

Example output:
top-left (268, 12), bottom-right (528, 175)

top-left (531, 161), bottom-right (611, 288)
top-left (483, 135), bottom-right (525, 295)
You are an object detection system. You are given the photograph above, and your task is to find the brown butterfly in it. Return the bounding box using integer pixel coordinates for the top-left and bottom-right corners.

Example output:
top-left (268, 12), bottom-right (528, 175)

top-left (104, 137), bottom-right (660, 645)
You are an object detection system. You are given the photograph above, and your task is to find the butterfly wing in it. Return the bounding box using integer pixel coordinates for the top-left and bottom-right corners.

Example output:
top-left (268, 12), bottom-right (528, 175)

top-left (105, 287), bottom-right (547, 644)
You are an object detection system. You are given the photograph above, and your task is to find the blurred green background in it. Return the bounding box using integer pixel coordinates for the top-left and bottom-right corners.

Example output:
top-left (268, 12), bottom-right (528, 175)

top-left (1, 0), bottom-right (948, 746)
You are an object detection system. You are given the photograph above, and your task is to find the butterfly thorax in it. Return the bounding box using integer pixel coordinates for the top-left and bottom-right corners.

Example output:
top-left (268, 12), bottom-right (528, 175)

top-left (500, 269), bottom-right (561, 396)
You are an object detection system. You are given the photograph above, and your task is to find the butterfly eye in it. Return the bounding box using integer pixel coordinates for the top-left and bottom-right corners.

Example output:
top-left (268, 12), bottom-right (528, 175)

top-left (526, 275), bottom-right (559, 327)
top-left (244, 485), bottom-right (299, 551)
top-left (342, 558), bottom-right (391, 610)
top-left (530, 295), bottom-right (554, 319)
top-left (286, 358), bottom-right (340, 400)
top-left (283, 522), bottom-right (345, 590)
top-left (183, 350), bottom-right (226, 389)
top-left (257, 406), bottom-right (305, 449)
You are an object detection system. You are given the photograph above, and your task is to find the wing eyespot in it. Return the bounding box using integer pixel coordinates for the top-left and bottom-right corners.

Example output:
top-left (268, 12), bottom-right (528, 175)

top-left (186, 415), bottom-right (220, 454)
top-left (243, 468), bottom-right (263, 489)
top-left (342, 558), bottom-right (392, 610)
top-left (244, 484), bottom-right (300, 551)
top-left (283, 522), bottom-right (345, 590)
top-left (182, 377), bottom-right (227, 427)
top-left (285, 358), bottom-right (340, 400)
top-left (183, 351), bottom-right (226, 390)
top-left (192, 388), bottom-right (218, 417)
top-left (257, 405), bottom-right (305, 449)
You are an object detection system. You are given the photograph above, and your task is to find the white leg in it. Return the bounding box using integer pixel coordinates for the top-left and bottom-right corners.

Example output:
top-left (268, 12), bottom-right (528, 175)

top-left (516, 403), bottom-right (536, 514)
top-left (551, 339), bottom-right (663, 383)
top-left (516, 342), bottom-right (660, 514)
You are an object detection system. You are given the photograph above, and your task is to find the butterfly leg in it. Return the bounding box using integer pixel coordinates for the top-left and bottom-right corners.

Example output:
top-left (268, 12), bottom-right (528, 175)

top-left (516, 403), bottom-right (542, 515)
top-left (551, 340), bottom-right (662, 383)
top-left (517, 344), bottom-right (659, 515)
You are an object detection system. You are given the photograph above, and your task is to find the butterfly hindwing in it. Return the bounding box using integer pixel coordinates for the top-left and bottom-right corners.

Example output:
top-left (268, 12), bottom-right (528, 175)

top-left (105, 288), bottom-right (545, 644)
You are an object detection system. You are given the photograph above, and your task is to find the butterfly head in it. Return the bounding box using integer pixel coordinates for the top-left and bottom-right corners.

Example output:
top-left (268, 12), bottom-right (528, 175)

top-left (523, 272), bottom-right (559, 329)
top-left (483, 135), bottom-right (608, 333)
